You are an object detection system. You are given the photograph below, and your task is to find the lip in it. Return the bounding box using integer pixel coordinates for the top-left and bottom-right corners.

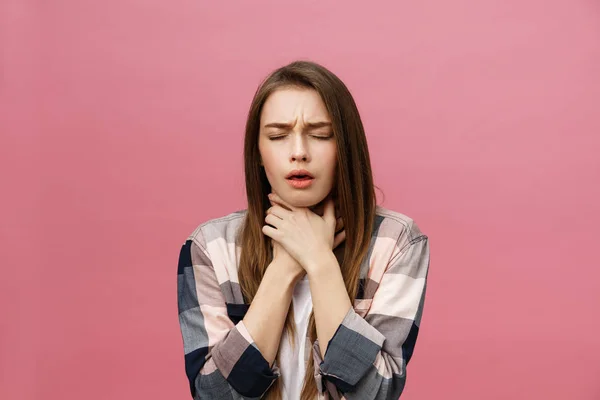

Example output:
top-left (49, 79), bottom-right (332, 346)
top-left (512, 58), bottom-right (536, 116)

top-left (287, 177), bottom-right (314, 189)
top-left (285, 169), bottom-right (314, 179)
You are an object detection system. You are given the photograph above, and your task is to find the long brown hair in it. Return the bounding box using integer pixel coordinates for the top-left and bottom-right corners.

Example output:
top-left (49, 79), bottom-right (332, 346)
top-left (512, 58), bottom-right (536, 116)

top-left (237, 60), bottom-right (377, 399)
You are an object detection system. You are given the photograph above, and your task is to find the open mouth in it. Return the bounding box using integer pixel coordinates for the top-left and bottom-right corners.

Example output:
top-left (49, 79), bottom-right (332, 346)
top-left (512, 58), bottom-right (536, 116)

top-left (286, 174), bottom-right (314, 189)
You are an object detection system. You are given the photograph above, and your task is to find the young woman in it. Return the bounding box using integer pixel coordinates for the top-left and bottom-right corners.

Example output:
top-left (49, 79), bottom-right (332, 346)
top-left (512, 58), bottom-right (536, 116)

top-left (177, 60), bottom-right (431, 399)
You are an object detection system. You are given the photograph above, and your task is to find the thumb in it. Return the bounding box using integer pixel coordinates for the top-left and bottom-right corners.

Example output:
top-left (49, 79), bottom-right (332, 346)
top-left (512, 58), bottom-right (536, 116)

top-left (323, 196), bottom-right (336, 226)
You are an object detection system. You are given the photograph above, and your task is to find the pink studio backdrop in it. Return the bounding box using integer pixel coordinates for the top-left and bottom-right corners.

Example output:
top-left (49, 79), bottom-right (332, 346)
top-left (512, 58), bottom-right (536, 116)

top-left (2, 1), bottom-right (599, 399)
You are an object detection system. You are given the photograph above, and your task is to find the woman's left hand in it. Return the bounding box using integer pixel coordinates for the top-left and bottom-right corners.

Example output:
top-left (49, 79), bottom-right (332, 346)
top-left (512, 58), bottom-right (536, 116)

top-left (262, 192), bottom-right (345, 271)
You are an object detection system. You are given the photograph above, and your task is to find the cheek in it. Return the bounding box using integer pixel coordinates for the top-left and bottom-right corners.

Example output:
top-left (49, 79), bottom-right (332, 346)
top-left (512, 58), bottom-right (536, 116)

top-left (323, 145), bottom-right (338, 178)
top-left (259, 147), bottom-right (279, 178)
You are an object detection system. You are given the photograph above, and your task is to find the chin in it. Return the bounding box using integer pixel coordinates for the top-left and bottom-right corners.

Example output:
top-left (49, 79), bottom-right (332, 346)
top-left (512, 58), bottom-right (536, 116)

top-left (281, 191), bottom-right (328, 209)
top-left (286, 198), bottom-right (316, 208)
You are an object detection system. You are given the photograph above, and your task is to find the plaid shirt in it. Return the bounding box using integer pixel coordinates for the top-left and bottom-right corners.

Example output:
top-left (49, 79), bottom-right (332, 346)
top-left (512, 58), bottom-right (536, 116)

top-left (177, 205), bottom-right (430, 399)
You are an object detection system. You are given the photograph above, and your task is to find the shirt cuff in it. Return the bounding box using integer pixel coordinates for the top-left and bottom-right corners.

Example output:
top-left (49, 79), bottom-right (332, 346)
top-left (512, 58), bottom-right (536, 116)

top-left (312, 306), bottom-right (386, 392)
top-left (212, 320), bottom-right (280, 397)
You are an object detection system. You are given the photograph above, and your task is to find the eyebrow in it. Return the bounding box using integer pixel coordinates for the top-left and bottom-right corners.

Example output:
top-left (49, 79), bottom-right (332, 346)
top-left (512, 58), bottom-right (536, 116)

top-left (263, 121), bottom-right (332, 129)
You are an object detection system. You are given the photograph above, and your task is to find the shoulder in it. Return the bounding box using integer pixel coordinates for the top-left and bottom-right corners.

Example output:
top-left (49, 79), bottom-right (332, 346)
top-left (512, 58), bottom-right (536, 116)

top-left (361, 205), bottom-right (429, 287)
top-left (186, 209), bottom-right (248, 251)
top-left (373, 205), bottom-right (428, 254)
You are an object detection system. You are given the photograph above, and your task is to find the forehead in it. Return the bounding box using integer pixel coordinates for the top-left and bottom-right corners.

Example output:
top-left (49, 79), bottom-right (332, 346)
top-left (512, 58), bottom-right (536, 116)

top-left (260, 87), bottom-right (330, 122)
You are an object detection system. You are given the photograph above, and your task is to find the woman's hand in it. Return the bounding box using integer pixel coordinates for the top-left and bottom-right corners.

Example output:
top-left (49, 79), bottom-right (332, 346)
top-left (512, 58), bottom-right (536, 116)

top-left (269, 237), bottom-right (305, 282)
top-left (262, 192), bottom-right (346, 272)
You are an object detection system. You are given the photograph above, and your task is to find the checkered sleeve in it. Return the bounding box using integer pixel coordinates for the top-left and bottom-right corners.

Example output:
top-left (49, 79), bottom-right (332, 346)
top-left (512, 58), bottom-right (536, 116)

top-left (312, 235), bottom-right (430, 399)
top-left (177, 235), bottom-right (280, 399)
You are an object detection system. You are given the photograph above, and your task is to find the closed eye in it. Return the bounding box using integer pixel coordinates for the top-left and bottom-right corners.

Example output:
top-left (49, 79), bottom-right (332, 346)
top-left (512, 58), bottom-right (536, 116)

top-left (268, 134), bottom-right (333, 141)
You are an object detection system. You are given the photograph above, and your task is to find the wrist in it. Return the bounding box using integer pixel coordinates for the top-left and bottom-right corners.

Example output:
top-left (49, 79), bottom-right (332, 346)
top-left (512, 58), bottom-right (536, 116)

top-left (303, 248), bottom-right (336, 276)
top-left (266, 260), bottom-right (303, 288)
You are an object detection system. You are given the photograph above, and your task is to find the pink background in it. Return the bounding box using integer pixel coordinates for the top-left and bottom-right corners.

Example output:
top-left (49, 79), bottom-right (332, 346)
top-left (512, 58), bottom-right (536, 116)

top-left (2, 1), bottom-right (599, 399)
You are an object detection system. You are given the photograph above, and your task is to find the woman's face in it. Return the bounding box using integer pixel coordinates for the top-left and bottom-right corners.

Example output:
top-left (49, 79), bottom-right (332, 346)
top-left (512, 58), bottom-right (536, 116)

top-left (258, 87), bottom-right (337, 209)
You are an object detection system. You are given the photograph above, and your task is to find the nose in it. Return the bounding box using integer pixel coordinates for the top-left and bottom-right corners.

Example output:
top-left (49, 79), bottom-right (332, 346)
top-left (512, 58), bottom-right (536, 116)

top-left (290, 134), bottom-right (310, 162)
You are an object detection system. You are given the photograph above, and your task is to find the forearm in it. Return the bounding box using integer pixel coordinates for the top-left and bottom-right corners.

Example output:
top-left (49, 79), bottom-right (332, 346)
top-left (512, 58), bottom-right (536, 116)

top-left (306, 250), bottom-right (353, 359)
top-left (242, 261), bottom-right (298, 366)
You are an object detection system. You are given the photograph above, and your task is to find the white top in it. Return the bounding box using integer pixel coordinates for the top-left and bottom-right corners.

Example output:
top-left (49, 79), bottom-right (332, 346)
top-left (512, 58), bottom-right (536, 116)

top-left (278, 274), bottom-right (313, 400)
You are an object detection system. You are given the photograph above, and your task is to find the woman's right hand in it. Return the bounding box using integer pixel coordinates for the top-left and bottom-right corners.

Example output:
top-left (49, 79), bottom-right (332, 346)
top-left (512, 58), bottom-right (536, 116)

top-left (268, 206), bottom-right (346, 282)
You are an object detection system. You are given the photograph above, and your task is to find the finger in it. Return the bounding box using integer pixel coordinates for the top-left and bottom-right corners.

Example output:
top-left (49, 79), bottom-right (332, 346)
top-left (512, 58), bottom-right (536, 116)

top-left (333, 229), bottom-right (346, 249)
top-left (323, 196), bottom-right (336, 225)
top-left (267, 203), bottom-right (292, 220)
top-left (264, 213), bottom-right (282, 229)
top-left (335, 217), bottom-right (344, 233)
top-left (268, 193), bottom-right (297, 212)
top-left (262, 224), bottom-right (281, 240)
